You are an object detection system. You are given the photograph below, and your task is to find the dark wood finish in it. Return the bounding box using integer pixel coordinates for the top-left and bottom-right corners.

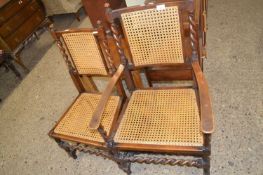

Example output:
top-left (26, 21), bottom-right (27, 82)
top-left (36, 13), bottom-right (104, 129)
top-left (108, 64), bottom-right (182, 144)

top-left (0, 0), bottom-right (40, 38)
top-left (101, 20), bottom-right (145, 88)
top-left (107, 0), bottom-right (214, 133)
top-left (5, 9), bottom-right (45, 50)
top-left (200, 0), bottom-right (208, 65)
top-left (138, 0), bottom-right (207, 89)
top-left (49, 26), bottom-right (102, 93)
top-left (48, 25), bottom-right (132, 174)
top-left (69, 69), bottom-right (86, 93)
top-left (49, 25), bottom-right (127, 148)
top-left (79, 75), bottom-right (98, 92)
top-left (49, 23), bottom-right (126, 96)
top-left (0, 49), bottom-right (21, 101)
top-left (0, 0), bottom-right (10, 8)
top-left (0, 0), bottom-right (31, 24)
top-left (81, 0), bottom-right (126, 27)
top-left (94, 2), bottom-right (215, 174)
top-left (0, 0), bottom-right (50, 71)
top-left (0, 49), bottom-right (21, 78)
top-left (146, 68), bottom-right (192, 81)
top-left (14, 45), bottom-right (29, 71)
top-left (109, 1), bottom-right (195, 62)
top-left (105, 0), bottom-right (204, 88)
top-left (116, 143), bottom-right (204, 155)
top-left (49, 2), bottom-right (214, 175)
top-left (143, 64), bottom-right (193, 81)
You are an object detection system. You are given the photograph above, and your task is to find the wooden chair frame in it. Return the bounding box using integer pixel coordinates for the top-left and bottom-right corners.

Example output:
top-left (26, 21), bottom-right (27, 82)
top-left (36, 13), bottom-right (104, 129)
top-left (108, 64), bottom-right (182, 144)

top-left (48, 24), bottom-right (127, 161)
top-left (88, 2), bottom-right (214, 175)
top-left (49, 24), bottom-right (119, 93)
top-left (107, 0), bottom-right (208, 90)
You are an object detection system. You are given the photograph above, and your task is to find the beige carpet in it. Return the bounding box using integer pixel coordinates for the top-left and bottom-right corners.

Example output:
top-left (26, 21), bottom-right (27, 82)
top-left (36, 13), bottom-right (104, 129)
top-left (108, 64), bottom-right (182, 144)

top-left (0, 0), bottom-right (263, 174)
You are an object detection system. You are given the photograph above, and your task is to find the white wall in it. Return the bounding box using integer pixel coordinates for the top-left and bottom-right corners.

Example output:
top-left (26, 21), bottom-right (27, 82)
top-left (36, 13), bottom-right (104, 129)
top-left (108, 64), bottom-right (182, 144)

top-left (125, 0), bottom-right (145, 6)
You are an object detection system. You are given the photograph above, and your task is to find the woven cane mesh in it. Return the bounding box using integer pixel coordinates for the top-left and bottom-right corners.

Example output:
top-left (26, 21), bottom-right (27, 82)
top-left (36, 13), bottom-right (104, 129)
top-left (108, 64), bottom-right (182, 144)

top-left (115, 89), bottom-right (203, 146)
top-left (121, 6), bottom-right (184, 66)
top-left (54, 93), bottom-right (120, 143)
top-left (62, 32), bottom-right (107, 75)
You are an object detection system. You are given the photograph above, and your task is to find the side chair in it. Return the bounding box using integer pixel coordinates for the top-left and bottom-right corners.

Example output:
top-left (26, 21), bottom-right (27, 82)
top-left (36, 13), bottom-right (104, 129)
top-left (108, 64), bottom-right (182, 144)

top-left (89, 1), bottom-right (215, 175)
top-left (48, 24), bottom-right (126, 161)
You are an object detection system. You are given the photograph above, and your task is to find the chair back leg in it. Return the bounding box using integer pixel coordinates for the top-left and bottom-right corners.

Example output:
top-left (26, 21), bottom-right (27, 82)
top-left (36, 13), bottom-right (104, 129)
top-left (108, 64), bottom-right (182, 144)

top-left (203, 155), bottom-right (210, 175)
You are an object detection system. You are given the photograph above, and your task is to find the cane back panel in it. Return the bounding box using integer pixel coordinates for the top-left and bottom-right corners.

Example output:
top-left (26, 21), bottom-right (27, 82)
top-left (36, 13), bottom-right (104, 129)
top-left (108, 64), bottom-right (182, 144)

top-left (62, 32), bottom-right (108, 75)
top-left (115, 89), bottom-right (203, 146)
top-left (121, 6), bottom-right (184, 66)
top-left (54, 93), bottom-right (120, 142)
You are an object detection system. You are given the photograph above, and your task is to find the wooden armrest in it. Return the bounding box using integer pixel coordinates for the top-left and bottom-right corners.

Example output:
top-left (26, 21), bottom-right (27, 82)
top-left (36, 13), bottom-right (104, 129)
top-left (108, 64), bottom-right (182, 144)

top-left (89, 64), bottom-right (125, 129)
top-left (192, 61), bottom-right (214, 134)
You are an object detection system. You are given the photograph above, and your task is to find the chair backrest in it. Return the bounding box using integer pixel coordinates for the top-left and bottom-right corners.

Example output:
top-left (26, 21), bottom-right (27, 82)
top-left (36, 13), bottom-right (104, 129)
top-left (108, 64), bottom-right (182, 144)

top-left (121, 6), bottom-right (184, 66)
top-left (144, 0), bottom-right (206, 55)
top-left (106, 1), bottom-right (199, 68)
top-left (62, 32), bottom-right (108, 75)
top-left (57, 29), bottom-right (109, 76)
top-left (49, 25), bottom-right (117, 93)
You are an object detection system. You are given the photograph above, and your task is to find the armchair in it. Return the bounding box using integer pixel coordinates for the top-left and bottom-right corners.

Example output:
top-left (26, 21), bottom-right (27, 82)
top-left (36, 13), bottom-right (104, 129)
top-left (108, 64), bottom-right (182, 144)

top-left (90, 1), bottom-right (215, 174)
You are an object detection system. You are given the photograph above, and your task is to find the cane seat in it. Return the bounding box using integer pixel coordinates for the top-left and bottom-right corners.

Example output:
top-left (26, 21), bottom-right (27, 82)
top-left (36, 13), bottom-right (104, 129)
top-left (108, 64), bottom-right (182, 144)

top-left (53, 93), bottom-right (120, 143)
top-left (114, 89), bottom-right (203, 147)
